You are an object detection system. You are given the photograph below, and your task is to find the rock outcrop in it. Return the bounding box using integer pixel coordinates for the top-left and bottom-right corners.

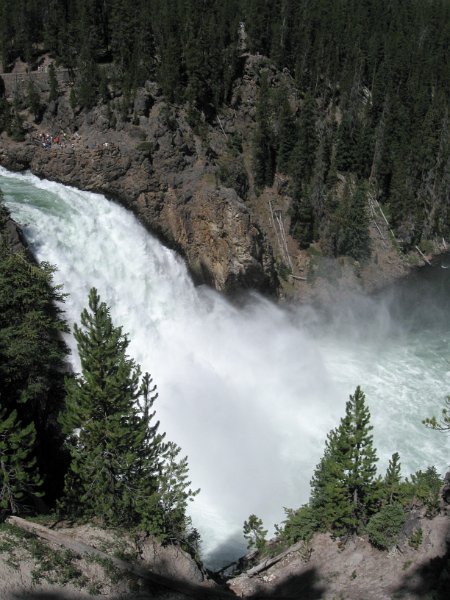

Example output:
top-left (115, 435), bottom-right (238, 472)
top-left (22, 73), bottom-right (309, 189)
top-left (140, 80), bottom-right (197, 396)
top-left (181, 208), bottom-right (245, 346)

top-left (0, 55), bottom-right (441, 301)
top-left (0, 73), bottom-right (279, 296)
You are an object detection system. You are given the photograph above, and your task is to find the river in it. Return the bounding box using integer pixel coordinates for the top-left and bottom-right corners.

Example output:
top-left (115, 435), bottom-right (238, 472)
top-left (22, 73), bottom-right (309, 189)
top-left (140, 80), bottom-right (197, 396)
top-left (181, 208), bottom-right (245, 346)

top-left (1, 167), bottom-right (448, 568)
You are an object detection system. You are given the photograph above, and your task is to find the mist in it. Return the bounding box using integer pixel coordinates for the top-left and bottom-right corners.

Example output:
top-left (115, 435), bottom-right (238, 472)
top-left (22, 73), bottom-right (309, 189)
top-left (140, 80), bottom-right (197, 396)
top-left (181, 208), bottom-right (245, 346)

top-left (1, 167), bottom-right (448, 567)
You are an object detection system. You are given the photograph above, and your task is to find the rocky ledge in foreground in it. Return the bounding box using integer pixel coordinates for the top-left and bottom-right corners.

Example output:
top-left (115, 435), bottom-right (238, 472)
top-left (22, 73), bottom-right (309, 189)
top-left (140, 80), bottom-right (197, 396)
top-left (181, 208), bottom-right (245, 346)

top-left (227, 510), bottom-right (449, 600)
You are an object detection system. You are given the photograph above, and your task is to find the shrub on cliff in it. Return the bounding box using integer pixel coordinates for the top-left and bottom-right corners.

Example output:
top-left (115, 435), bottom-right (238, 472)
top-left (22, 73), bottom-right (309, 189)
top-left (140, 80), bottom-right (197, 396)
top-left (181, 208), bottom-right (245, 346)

top-left (366, 503), bottom-right (406, 550)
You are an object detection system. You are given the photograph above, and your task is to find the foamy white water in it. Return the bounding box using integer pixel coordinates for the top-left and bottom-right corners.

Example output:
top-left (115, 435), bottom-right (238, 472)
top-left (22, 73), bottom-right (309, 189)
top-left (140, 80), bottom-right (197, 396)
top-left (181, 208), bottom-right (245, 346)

top-left (1, 167), bottom-right (448, 567)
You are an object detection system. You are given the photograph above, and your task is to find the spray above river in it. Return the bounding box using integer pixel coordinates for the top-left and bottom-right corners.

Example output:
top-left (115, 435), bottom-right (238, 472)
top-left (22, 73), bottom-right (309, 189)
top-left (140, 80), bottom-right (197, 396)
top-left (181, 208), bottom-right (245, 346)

top-left (1, 167), bottom-right (448, 567)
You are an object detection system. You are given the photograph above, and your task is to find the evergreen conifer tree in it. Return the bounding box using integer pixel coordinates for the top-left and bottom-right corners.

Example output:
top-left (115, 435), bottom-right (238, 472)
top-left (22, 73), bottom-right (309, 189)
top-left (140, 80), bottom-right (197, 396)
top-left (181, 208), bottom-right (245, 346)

top-left (0, 202), bottom-right (69, 504)
top-left (253, 72), bottom-right (274, 190)
top-left (289, 92), bottom-right (317, 185)
top-left (310, 427), bottom-right (353, 535)
top-left (423, 396), bottom-right (450, 432)
top-left (310, 386), bottom-right (379, 536)
top-left (335, 182), bottom-right (371, 261)
top-left (61, 288), bottom-right (199, 546)
top-left (384, 452), bottom-right (402, 504)
top-left (243, 514), bottom-right (267, 551)
top-left (0, 402), bottom-right (42, 518)
top-left (61, 288), bottom-right (165, 526)
top-left (139, 441), bottom-right (199, 547)
top-left (275, 88), bottom-right (296, 173)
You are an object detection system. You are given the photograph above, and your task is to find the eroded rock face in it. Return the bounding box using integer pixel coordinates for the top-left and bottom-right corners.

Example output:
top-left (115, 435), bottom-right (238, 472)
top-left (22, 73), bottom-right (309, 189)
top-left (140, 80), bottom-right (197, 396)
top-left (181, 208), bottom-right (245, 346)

top-left (0, 89), bottom-right (279, 296)
top-left (139, 537), bottom-right (204, 584)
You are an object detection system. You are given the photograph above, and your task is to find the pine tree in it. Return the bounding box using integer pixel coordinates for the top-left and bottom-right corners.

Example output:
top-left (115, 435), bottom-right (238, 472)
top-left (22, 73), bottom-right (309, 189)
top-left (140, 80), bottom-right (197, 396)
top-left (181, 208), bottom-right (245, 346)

top-left (339, 387), bottom-right (379, 526)
top-left (423, 396), bottom-right (450, 432)
top-left (275, 88), bottom-right (296, 173)
top-left (384, 452), bottom-right (402, 504)
top-left (243, 514), bottom-right (267, 551)
top-left (61, 288), bottom-right (198, 545)
top-left (140, 441), bottom-right (200, 547)
top-left (335, 181), bottom-right (371, 261)
top-left (253, 72), bottom-right (274, 190)
top-left (310, 427), bottom-right (353, 535)
top-left (310, 386), bottom-right (379, 536)
top-left (0, 403), bottom-right (42, 518)
top-left (289, 92), bottom-right (317, 185)
top-left (0, 81), bottom-right (10, 133)
top-left (61, 288), bottom-right (165, 526)
top-left (0, 202), bottom-right (69, 505)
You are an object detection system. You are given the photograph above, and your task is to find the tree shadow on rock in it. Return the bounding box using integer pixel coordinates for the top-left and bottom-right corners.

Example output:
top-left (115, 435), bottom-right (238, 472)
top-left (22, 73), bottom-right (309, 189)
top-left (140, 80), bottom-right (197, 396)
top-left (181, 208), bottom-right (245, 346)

top-left (8, 592), bottom-right (156, 600)
top-left (247, 566), bottom-right (326, 600)
top-left (393, 526), bottom-right (450, 599)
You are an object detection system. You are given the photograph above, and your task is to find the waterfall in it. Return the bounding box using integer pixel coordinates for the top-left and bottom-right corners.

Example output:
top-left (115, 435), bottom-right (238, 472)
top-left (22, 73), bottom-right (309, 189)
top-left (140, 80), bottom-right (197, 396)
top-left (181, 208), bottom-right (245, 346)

top-left (1, 167), bottom-right (448, 567)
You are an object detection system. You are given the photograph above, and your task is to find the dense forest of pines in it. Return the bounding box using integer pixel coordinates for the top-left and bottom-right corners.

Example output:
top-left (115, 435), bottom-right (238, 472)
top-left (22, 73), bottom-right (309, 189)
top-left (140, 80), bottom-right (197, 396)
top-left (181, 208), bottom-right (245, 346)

top-left (1, 1), bottom-right (450, 258)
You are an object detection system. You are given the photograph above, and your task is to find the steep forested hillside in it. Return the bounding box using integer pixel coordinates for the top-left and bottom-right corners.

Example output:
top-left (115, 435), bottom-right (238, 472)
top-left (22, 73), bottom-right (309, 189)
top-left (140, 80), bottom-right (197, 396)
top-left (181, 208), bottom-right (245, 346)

top-left (1, 0), bottom-right (450, 260)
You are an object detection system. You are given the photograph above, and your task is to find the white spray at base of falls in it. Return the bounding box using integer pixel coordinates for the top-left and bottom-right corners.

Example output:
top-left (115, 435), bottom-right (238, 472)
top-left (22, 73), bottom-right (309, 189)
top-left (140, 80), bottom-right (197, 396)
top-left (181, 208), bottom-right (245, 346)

top-left (1, 167), bottom-right (449, 567)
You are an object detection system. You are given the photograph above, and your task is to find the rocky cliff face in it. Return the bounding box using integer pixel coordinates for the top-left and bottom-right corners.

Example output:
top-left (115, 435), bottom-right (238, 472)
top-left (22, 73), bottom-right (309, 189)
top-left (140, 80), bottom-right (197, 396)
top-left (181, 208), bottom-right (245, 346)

top-left (0, 55), bottom-right (434, 301)
top-left (0, 66), bottom-right (279, 296)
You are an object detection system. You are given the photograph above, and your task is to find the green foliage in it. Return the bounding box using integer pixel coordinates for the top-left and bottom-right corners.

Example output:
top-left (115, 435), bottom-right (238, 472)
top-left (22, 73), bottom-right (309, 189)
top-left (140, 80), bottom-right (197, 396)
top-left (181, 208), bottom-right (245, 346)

top-left (0, 201), bottom-right (69, 505)
top-left (383, 452), bottom-right (402, 505)
top-left (7, 106), bottom-right (25, 141)
top-left (275, 88), bottom-right (296, 173)
top-left (75, 46), bottom-right (99, 109)
top-left (60, 288), bottom-right (164, 526)
top-left (0, 404), bottom-right (43, 518)
top-left (61, 288), bottom-right (198, 549)
top-left (406, 467), bottom-right (442, 517)
top-left (0, 1), bottom-right (448, 250)
top-left (136, 141), bottom-right (155, 159)
top-left (409, 527), bottom-right (423, 550)
top-left (0, 95), bottom-right (10, 134)
top-left (335, 182), bottom-right (371, 261)
top-left (217, 156), bottom-right (249, 199)
top-left (423, 396), bottom-right (450, 432)
top-left (291, 193), bottom-right (314, 249)
top-left (289, 93), bottom-right (317, 185)
top-left (310, 386), bottom-right (379, 536)
top-left (139, 441), bottom-right (200, 550)
top-left (30, 543), bottom-right (87, 588)
top-left (243, 514), bottom-right (267, 551)
top-left (252, 73), bottom-right (274, 190)
top-left (366, 503), bottom-right (406, 550)
top-left (281, 505), bottom-right (318, 545)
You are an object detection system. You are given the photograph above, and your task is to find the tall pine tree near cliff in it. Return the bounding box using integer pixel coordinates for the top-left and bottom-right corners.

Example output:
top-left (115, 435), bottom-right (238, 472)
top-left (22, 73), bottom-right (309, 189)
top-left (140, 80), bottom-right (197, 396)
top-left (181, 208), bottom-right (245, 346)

top-left (310, 386), bottom-right (378, 535)
top-left (61, 288), bottom-right (166, 526)
top-left (61, 288), bottom-right (199, 548)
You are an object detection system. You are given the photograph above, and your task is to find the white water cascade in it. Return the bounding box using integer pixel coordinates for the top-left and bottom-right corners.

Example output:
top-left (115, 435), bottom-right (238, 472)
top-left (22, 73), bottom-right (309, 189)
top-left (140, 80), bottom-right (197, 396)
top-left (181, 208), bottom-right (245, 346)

top-left (1, 167), bottom-right (449, 567)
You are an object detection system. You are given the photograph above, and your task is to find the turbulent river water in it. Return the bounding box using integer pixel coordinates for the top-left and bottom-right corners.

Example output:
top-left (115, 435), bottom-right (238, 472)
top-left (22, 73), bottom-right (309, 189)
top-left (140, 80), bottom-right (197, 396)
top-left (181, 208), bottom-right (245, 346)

top-left (1, 167), bottom-right (449, 567)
